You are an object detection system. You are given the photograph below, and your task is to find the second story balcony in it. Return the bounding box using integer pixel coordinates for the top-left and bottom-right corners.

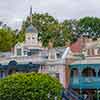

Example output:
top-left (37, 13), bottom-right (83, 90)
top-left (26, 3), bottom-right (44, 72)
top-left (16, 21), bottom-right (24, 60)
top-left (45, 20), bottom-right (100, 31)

top-left (70, 77), bottom-right (100, 89)
top-left (69, 62), bottom-right (100, 89)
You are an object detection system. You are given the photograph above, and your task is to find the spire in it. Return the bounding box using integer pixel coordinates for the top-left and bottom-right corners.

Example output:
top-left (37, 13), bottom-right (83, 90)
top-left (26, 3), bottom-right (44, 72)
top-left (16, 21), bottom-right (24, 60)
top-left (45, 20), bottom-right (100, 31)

top-left (30, 5), bottom-right (32, 23)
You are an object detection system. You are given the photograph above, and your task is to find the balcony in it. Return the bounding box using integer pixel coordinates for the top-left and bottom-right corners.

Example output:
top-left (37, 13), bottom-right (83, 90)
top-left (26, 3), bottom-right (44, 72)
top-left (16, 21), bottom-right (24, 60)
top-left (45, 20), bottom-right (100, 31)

top-left (70, 77), bottom-right (100, 89)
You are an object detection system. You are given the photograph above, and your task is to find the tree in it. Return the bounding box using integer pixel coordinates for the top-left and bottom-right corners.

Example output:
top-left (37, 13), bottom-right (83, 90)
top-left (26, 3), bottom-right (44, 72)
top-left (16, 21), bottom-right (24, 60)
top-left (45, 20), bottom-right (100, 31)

top-left (61, 20), bottom-right (77, 44)
top-left (20, 13), bottom-right (73, 47)
top-left (62, 19), bottom-right (78, 34)
top-left (16, 31), bottom-right (25, 43)
top-left (77, 17), bottom-right (100, 38)
top-left (39, 23), bottom-right (65, 47)
top-left (62, 19), bottom-right (78, 43)
top-left (0, 28), bottom-right (16, 52)
top-left (21, 13), bottom-right (58, 33)
top-left (0, 73), bottom-right (62, 100)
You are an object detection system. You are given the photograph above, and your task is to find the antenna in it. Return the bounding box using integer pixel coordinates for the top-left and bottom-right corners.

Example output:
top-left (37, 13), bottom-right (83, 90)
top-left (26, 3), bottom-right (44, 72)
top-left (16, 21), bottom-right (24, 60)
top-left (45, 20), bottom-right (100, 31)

top-left (30, 5), bottom-right (32, 23)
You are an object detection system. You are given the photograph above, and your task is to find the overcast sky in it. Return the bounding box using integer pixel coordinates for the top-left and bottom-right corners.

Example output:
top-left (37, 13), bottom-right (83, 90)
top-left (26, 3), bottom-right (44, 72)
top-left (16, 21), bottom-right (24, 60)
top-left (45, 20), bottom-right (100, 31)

top-left (0, 0), bottom-right (100, 29)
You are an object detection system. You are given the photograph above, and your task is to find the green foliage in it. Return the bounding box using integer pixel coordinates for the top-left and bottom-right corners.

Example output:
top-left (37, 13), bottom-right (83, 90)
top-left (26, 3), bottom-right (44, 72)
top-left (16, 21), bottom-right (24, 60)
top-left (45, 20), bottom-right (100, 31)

top-left (62, 19), bottom-right (78, 34)
top-left (0, 28), bottom-right (16, 52)
top-left (0, 73), bottom-right (62, 100)
top-left (16, 31), bottom-right (25, 43)
top-left (20, 13), bottom-right (72, 47)
top-left (2, 15), bottom-right (100, 51)
top-left (39, 23), bottom-right (66, 47)
top-left (78, 17), bottom-right (100, 38)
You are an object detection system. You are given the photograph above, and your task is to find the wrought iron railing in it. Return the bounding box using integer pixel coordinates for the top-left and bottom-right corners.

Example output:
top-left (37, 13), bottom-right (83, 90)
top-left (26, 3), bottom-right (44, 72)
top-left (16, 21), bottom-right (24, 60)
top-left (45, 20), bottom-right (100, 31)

top-left (70, 77), bottom-right (100, 89)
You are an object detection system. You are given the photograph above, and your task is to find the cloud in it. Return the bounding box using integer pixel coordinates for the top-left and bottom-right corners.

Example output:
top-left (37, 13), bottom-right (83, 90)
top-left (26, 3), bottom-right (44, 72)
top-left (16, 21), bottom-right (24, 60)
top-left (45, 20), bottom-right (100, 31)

top-left (0, 0), bottom-right (100, 29)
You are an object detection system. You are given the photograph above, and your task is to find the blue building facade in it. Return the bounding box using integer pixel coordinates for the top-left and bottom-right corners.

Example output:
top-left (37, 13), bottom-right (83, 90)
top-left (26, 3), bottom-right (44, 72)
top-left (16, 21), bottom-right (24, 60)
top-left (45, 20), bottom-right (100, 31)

top-left (69, 57), bottom-right (100, 100)
top-left (0, 60), bottom-right (40, 78)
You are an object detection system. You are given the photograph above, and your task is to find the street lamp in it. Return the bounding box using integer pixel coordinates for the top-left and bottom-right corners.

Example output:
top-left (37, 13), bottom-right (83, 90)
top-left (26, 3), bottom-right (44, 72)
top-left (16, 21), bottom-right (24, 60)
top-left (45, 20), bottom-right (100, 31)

top-left (48, 93), bottom-right (50, 100)
top-left (54, 96), bottom-right (57, 100)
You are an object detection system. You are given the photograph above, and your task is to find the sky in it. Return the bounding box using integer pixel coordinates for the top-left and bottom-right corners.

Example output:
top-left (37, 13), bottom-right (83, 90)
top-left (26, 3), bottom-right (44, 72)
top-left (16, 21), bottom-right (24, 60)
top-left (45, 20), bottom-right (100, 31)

top-left (0, 0), bottom-right (100, 29)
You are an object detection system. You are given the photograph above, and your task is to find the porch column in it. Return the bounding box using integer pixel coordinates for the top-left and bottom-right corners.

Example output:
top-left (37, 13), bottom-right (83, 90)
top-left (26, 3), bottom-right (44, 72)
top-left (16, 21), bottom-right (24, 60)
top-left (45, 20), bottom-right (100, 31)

top-left (14, 46), bottom-right (17, 56)
top-left (95, 67), bottom-right (99, 78)
top-left (78, 65), bottom-right (82, 94)
top-left (22, 47), bottom-right (24, 56)
top-left (59, 67), bottom-right (66, 88)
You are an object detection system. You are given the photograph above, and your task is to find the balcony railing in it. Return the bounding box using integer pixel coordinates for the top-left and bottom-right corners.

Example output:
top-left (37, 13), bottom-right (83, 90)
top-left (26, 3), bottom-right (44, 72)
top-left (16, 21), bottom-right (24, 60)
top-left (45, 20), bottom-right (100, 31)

top-left (70, 77), bottom-right (100, 89)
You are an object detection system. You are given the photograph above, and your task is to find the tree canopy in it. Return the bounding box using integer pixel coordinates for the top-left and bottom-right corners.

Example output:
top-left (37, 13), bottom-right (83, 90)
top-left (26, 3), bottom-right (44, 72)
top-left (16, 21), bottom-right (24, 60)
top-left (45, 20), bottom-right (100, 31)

top-left (20, 13), bottom-right (73, 47)
top-left (0, 28), bottom-right (16, 52)
top-left (1, 15), bottom-right (100, 52)
top-left (77, 17), bottom-right (100, 38)
top-left (0, 73), bottom-right (62, 100)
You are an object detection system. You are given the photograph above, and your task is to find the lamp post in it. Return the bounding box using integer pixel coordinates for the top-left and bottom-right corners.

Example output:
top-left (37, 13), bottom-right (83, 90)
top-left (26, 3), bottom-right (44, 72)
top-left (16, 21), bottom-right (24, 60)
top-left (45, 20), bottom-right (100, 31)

top-left (48, 93), bottom-right (50, 100)
top-left (54, 96), bottom-right (57, 100)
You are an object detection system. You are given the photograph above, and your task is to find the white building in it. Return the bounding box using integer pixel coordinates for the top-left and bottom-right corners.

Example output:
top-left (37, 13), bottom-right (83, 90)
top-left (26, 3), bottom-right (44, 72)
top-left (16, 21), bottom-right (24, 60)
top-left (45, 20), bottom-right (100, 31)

top-left (0, 7), bottom-right (73, 88)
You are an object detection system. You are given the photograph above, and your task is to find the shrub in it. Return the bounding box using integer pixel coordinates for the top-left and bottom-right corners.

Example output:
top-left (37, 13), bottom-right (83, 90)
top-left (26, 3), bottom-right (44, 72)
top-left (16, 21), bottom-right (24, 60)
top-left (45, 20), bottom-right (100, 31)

top-left (0, 73), bottom-right (62, 100)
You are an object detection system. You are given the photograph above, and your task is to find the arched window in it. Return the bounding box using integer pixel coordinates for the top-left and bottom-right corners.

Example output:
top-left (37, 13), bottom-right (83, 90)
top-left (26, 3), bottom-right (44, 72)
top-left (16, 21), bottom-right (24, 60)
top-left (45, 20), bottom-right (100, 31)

top-left (71, 68), bottom-right (78, 77)
top-left (82, 67), bottom-right (96, 77)
top-left (0, 70), bottom-right (5, 78)
top-left (98, 70), bottom-right (100, 77)
top-left (8, 68), bottom-right (17, 75)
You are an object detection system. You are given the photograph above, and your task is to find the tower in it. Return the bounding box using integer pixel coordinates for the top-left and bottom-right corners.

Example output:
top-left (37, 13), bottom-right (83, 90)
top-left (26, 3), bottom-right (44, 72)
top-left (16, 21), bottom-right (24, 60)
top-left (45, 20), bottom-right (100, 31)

top-left (25, 6), bottom-right (38, 48)
top-left (30, 5), bottom-right (32, 24)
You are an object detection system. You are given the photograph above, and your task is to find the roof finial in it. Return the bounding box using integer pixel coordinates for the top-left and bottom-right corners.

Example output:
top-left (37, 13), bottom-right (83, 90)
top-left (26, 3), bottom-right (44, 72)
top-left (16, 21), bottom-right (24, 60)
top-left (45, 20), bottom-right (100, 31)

top-left (30, 5), bottom-right (32, 24)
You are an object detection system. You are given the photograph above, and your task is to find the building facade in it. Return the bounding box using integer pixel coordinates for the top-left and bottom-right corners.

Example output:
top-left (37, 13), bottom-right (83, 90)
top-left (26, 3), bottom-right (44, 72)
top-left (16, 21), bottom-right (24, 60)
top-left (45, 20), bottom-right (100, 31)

top-left (69, 38), bottom-right (100, 100)
top-left (0, 7), bottom-right (70, 88)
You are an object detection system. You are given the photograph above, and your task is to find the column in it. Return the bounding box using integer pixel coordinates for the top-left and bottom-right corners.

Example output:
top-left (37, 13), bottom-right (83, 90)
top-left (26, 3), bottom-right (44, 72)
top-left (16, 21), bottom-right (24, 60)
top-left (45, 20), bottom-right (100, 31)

top-left (14, 46), bottom-right (17, 57)
top-left (22, 47), bottom-right (24, 56)
top-left (78, 65), bottom-right (82, 94)
top-left (96, 67), bottom-right (99, 78)
top-left (59, 66), bottom-right (66, 88)
top-left (3, 71), bottom-right (6, 78)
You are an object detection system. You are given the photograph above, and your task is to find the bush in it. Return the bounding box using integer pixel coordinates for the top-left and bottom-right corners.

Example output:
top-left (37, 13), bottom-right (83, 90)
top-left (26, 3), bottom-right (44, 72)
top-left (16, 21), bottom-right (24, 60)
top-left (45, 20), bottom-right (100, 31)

top-left (0, 73), bottom-right (62, 100)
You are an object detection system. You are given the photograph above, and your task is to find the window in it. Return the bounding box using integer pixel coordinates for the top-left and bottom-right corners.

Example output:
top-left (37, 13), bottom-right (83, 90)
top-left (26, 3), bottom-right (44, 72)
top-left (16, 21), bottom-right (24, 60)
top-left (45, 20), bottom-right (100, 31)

top-left (82, 67), bottom-right (96, 77)
top-left (97, 48), bottom-right (100, 55)
top-left (56, 73), bottom-right (59, 79)
top-left (49, 49), bottom-right (56, 59)
top-left (17, 48), bottom-right (22, 56)
top-left (71, 68), bottom-right (78, 77)
top-left (0, 71), bottom-right (5, 78)
top-left (98, 70), bottom-right (100, 77)
top-left (32, 37), bottom-right (34, 39)
top-left (24, 51), bottom-right (27, 56)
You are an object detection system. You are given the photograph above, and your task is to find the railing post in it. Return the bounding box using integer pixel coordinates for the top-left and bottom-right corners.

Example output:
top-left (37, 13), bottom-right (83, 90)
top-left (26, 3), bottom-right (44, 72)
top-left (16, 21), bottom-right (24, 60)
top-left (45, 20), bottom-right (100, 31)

top-left (96, 67), bottom-right (98, 78)
top-left (78, 66), bottom-right (82, 96)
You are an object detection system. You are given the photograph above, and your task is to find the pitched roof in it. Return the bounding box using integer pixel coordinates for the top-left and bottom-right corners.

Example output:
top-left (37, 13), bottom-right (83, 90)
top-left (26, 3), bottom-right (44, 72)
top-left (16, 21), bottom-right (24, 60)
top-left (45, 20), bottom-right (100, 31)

top-left (26, 24), bottom-right (38, 33)
top-left (70, 38), bottom-right (82, 53)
